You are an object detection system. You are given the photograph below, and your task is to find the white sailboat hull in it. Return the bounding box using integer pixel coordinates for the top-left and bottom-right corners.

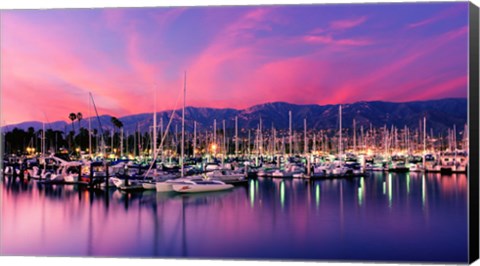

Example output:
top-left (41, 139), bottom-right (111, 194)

top-left (142, 182), bottom-right (157, 190)
top-left (156, 182), bottom-right (174, 192)
top-left (172, 183), bottom-right (233, 193)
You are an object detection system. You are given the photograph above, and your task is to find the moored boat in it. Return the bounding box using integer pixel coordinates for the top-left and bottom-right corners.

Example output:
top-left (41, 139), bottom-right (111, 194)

top-left (172, 179), bottom-right (233, 193)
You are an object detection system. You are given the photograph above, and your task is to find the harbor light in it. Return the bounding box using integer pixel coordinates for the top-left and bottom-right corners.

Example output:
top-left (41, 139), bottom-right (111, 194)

top-left (210, 143), bottom-right (217, 153)
top-left (26, 147), bottom-right (36, 155)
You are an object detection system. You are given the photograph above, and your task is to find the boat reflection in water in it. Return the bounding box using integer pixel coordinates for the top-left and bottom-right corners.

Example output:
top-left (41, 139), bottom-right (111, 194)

top-left (0, 172), bottom-right (468, 262)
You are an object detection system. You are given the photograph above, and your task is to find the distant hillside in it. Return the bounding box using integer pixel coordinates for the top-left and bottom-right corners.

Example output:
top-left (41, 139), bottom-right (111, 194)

top-left (3, 98), bottom-right (468, 134)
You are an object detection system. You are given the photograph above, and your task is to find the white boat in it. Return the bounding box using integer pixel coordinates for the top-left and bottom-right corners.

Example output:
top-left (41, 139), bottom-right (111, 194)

top-left (440, 151), bottom-right (468, 173)
top-left (142, 181), bottom-right (157, 190)
top-left (27, 166), bottom-right (42, 179)
top-left (108, 161), bottom-right (127, 175)
top-left (293, 172), bottom-right (305, 178)
top-left (155, 176), bottom-right (204, 192)
top-left (409, 163), bottom-right (423, 172)
top-left (388, 156), bottom-right (409, 172)
top-left (330, 161), bottom-right (351, 176)
top-left (43, 161), bottom-right (83, 183)
top-left (271, 169), bottom-right (287, 178)
top-left (156, 181), bottom-right (174, 192)
top-left (63, 173), bottom-right (79, 183)
top-left (172, 179), bottom-right (233, 193)
top-left (110, 177), bottom-right (141, 189)
top-left (140, 171), bottom-right (178, 190)
top-left (311, 160), bottom-right (351, 178)
top-left (110, 177), bottom-right (127, 188)
top-left (205, 170), bottom-right (245, 183)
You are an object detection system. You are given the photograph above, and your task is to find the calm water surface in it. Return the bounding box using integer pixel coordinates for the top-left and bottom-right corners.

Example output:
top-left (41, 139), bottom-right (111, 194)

top-left (0, 172), bottom-right (468, 262)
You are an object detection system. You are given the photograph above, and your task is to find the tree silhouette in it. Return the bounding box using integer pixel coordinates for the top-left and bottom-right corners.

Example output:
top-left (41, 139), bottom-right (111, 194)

top-left (77, 112), bottom-right (83, 129)
top-left (68, 113), bottom-right (77, 150)
top-left (69, 113), bottom-right (77, 133)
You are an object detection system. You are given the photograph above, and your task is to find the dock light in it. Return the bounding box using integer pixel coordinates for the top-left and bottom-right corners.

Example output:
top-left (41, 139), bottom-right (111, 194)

top-left (210, 144), bottom-right (217, 153)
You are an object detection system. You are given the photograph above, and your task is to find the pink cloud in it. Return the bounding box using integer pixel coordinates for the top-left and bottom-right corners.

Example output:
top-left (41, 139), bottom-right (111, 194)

top-left (407, 4), bottom-right (466, 29)
top-left (329, 16), bottom-right (367, 30)
top-left (413, 75), bottom-right (467, 100)
top-left (407, 17), bottom-right (438, 29)
top-left (1, 14), bottom-right (158, 123)
top-left (303, 35), bottom-right (371, 46)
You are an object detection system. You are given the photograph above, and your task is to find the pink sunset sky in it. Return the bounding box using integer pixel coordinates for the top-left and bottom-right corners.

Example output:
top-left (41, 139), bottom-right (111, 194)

top-left (0, 2), bottom-right (469, 125)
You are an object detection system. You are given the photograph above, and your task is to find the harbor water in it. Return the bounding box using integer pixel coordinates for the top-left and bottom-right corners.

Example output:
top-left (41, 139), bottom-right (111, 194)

top-left (0, 172), bottom-right (468, 262)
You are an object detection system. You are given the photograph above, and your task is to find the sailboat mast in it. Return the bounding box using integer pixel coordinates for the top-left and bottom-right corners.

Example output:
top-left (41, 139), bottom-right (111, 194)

top-left (235, 116), bottom-right (238, 156)
top-left (304, 118), bottom-right (307, 155)
top-left (423, 116), bottom-right (426, 154)
top-left (42, 121), bottom-right (45, 158)
top-left (223, 120), bottom-right (226, 157)
top-left (247, 129), bottom-right (251, 156)
top-left (453, 124), bottom-right (457, 151)
top-left (181, 72), bottom-right (186, 178)
top-left (289, 110), bottom-right (292, 155)
top-left (214, 119), bottom-right (217, 147)
top-left (273, 124), bottom-right (276, 155)
top-left (423, 116), bottom-right (427, 169)
top-left (353, 119), bottom-right (356, 152)
top-left (153, 87), bottom-right (157, 159)
top-left (259, 117), bottom-right (263, 156)
top-left (111, 129), bottom-right (114, 155)
top-left (339, 105), bottom-right (342, 161)
top-left (193, 121), bottom-right (197, 158)
top-left (160, 117), bottom-right (164, 161)
top-left (88, 94), bottom-right (92, 158)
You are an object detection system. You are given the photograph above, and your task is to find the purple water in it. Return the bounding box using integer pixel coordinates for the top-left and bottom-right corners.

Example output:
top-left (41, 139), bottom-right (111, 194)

top-left (0, 172), bottom-right (468, 263)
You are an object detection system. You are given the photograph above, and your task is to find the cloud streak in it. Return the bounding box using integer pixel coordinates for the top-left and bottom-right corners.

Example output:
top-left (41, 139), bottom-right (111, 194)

top-left (329, 16), bottom-right (368, 30)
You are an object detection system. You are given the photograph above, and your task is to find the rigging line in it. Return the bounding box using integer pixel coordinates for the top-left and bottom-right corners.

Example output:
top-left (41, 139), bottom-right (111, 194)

top-left (89, 92), bottom-right (109, 159)
top-left (143, 83), bottom-right (183, 179)
top-left (89, 92), bottom-right (105, 137)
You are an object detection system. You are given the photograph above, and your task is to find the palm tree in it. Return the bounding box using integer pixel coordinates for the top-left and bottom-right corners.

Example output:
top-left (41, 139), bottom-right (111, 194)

top-left (110, 116), bottom-right (118, 128)
top-left (69, 113), bottom-right (77, 133)
top-left (116, 119), bottom-right (124, 156)
top-left (77, 112), bottom-right (83, 129)
top-left (111, 117), bottom-right (119, 152)
top-left (116, 119), bottom-right (124, 129)
top-left (68, 113), bottom-right (77, 151)
top-left (76, 112), bottom-right (84, 149)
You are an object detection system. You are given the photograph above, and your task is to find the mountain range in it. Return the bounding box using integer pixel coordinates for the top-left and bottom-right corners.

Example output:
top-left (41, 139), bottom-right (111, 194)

top-left (2, 98), bottom-right (467, 135)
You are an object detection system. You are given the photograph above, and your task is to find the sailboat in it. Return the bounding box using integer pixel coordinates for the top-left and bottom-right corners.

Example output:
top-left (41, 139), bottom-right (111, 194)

top-left (205, 169), bottom-right (247, 184)
top-left (311, 105), bottom-right (353, 178)
top-left (140, 86), bottom-right (179, 190)
top-left (172, 179), bottom-right (233, 193)
top-left (158, 72), bottom-right (235, 193)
